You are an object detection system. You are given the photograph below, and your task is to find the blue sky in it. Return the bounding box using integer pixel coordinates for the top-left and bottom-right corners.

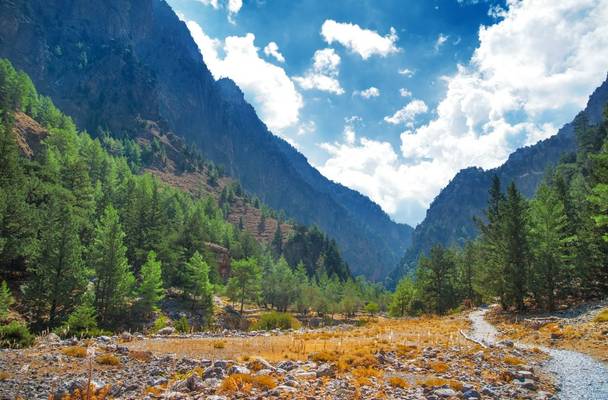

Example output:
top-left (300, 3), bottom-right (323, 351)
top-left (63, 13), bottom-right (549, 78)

top-left (168, 0), bottom-right (608, 226)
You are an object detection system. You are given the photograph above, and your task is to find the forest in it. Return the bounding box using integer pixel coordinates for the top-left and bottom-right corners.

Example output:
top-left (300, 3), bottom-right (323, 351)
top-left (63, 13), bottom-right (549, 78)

top-left (0, 59), bottom-right (385, 344)
top-left (391, 106), bottom-right (608, 316)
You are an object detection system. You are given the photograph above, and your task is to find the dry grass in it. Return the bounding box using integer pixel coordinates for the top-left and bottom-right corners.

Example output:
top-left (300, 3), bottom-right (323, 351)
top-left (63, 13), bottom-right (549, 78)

top-left (212, 340), bottom-right (226, 349)
top-left (219, 373), bottom-right (277, 394)
top-left (387, 376), bottom-right (409, 389)
top-left (0, 371), bottom-right (9, 381)
top-left (429, 361), bottom-right (448, 373)
top-left (95, 353), bottom-right (121, 366)
top-left (62, 346), bottom-right (87, 358)
top-left (503, 355), bottom-right (525, 366)
top-left (126, 316), bottom-right (471, 363)
top-left (61, 384), bottom-right (111, 399)
top-left (594, 309), bottom-right (608, 323)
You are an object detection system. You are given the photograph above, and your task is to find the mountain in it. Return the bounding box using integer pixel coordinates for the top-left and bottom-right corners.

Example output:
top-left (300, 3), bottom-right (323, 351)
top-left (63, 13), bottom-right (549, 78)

top-left (390, 75), bottom-right (608, 285)
top-left (0, 0), bottom-right (412, 280)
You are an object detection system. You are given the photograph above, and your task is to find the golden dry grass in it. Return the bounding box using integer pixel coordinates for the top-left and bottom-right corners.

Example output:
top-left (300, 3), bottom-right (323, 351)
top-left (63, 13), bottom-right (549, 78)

top-left (62, 346), bottom-right (87, 358)
top-left (126, 316), bottom-right (470, 363)
top-left (219, 373), bottom-right (277, 394)
top-left (594, 309), bottom-right (608, 323)
top-left (95, 353), bottom-right (121, 366)
top-left (387, 376), bottom-right (409, 388)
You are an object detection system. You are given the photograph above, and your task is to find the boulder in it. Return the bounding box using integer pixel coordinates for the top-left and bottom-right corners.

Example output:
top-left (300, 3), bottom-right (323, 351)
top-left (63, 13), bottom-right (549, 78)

top-left (157, 327), bottom-right (176, 336)
top-left (316, 363), bottom-right (336, 378)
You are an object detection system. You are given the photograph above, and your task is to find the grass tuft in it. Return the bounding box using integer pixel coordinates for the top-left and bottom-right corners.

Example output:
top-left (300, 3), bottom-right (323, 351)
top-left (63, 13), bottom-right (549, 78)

top-left (594, 309), bottom-right (608, 323)
top-left (219, 373), bottom-right (277, 394)
top-left (95, 353), bottom-right (121, 366)
top-left (62, 346), bottom-right (88, 358)
top-left (388, 376), bottom-right (409, 389)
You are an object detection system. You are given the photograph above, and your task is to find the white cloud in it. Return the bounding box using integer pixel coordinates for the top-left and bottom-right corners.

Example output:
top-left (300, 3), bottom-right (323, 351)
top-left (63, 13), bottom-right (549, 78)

top-left (294, 48), bottom-right (344, 95)
top-left (384, 99), bottom-right (428, 126)
top-left (354, 87), bottom-right (380, 99)
top-left (318, 0), bottom-right (608, 225)
top-left (196, 0), bottom-right (219, 8)
top-left (398, 68), bottom-right (414, 77)
top-left (227, 0), bottom-right (243, 23)
top-left (399, 88), bottom-right (412, 97)
top-left (263, 42), bottom-right (285, 63)
top-left (434, 33), bottom-right (449, 51)
top-left (321, 20), bottom-right (400, 59)
top-left (297, 120), bottom-right (316, 136)
top-left (185, 20), bottom-right (303, 132)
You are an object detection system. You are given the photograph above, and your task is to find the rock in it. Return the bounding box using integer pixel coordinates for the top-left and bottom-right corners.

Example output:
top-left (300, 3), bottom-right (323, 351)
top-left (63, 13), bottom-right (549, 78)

top-left (204, 378), bottom-right (222, 388)
top-left (463, 389), bottom-right (481, 399)
top-left (255, 368), bottom-right (274, 376)
top-left (157, 327), bottom-right (176, 336)
top-left (284, 379), bottom-right (300, 387)
top-left (251, 357), bottom-right (274, 370)
top-left (550, 332), bottom-right (563, 340)
top-left (316, 363), bottom-right (336, 378)
top-left (185, 375), bottom-right (205, 391)
top-left (515, 370), bottom-right (535, 380)
top-left (41, 333), bottom-right (61, 344)
top-left (294, 371), bottom-right (317, 379)
top-left (277, 360), bottom-right (298, 371)
top-left (481, 386), bottom-right (498, 398)
top-left (227, 365), bottom-right (250, 375)
top-left (205, 396), bottom-right (227, 400)
top-left (434, 388), bottom-right (457, 397)
top-left (269, 385), bottom-right (298, 395)
top-left (203, 366), bottom-right (226, 380)
top-left (120, 331), bottom-right (133, 341)
top-left (513, 378), bottom-right (537, 390)
top-left (499, 339), bottom-right (514, 347)
top-left (212, 360), bottom-right (229, 370)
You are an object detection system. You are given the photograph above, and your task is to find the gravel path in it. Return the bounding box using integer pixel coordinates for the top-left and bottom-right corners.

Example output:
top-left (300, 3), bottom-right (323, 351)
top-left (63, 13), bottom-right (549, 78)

top-left (469, 309), bottom-right (608, 400)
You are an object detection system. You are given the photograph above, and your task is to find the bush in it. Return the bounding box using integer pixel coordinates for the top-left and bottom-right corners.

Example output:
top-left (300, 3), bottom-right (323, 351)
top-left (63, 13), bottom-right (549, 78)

top-left (0, 321), bottom-right (34, 348)
top-left (251, 312), bottom-right (301, 331)
top-left (95, 353), bottom-right (121, 366)
top-left (151, 314), bottom-right (170, 333)
top-left (55, 297), bottom-right (106, 338)
top-left (62, 346), bottom-right (87, 358)
top-left (174, 316), bottom-right (190, 333)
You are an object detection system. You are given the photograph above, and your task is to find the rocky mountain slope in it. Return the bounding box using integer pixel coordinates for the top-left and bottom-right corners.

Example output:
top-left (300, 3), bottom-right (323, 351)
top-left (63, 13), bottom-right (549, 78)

top-left (390, 76), bottom-right (608, 284)
top-left (0, 0), bottom-right (412, 280)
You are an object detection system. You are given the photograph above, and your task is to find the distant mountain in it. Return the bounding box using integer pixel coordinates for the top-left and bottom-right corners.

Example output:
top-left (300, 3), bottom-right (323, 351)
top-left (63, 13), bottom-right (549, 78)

top-left (0, 0), bottom-right (412, 280)
top-left (389, 75), bottom-right (608, 286)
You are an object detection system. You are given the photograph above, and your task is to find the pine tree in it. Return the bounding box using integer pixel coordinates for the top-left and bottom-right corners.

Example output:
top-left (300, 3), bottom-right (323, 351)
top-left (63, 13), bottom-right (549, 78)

top-left (183, 251), bottom-right (213, 315)
top-left (416, 245), bottom-right (457, 314)
top-left (0, 280), bottom-right (14, 320)
top-left (389, 276), bottom-right (416, 317)
top-left (137, 251), bottom-right (164, 317)
top-left (529, 185), bottom-right (574, 310)
top-left (226, 258), bottom-right (261, 313)
top-left (272, 224), bottom-right (283, 257)
top-left (91, 205), bottom-right (134, 326)
top-left (24, 195), bottom-right (86, 327)
top-left (502, 182), bottom-right (530, 311)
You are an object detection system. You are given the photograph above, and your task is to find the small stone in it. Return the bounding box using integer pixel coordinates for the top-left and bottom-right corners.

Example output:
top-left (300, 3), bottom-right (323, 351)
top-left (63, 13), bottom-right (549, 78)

top-left (213, 360), bottom-right (229, 370)
top-left (434, 388), bottom-right (457, 397)
top-left (316, 363), bottom-right (336, 378)
top-left (203, 366), bottom-right (226, 380)
top-left (513, 378), bottom-right (537, 390)
top-left (277, 360), bottom-right (298, 371)
top-left (227, 365), bottom-right (250, 375)
top-left (157, 327), bottom-right (176, 336)
top-left (270, 385), bottom-right (298, 395)
top-left (255, 368), bottom-right (274, 376)
top-left (120, 331), bottom-right (133, 341)
top-left (463, 389), bottom-right (481, 399)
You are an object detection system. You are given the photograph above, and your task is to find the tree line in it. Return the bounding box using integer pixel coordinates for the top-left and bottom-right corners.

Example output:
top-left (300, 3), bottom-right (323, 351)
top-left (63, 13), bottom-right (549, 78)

top-left (0, 59), bottom-right (377, 341)
top-left (391, 106), bottom-right (608, 315)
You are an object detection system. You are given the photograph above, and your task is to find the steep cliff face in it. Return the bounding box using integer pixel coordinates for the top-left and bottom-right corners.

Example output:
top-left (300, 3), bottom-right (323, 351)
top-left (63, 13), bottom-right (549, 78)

top-left (390, 76), bottom-right (608, 284)
top-left (0, 0), bottom-right (412, 280)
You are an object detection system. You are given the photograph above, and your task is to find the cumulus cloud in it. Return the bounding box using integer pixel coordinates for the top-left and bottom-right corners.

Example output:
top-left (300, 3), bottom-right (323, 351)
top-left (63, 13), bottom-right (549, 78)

top-left (384, 100), bottom-right (428, 126)
top-left (227, 0), bottom-right (243, 23)
top-left (354, 87), bottom-right (380, 99)
top-left (318, 0), bottom-right (608, 225)
top-left (399, 88), bottom-right (412, 97)
top-left (263, 42), bottom-right (285, 63)
top-left (321, 20), bottom-right (400, 59)
top-left (293, 48), bottom-right (344, 95)
top-left (398, 68), bottom-right (414, 77)
top-left (185, 20), bottom-right (303, 132)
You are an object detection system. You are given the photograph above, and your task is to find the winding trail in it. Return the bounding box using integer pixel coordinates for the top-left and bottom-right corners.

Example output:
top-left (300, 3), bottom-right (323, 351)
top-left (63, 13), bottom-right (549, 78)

top-left (468, 309), bottom-right (608, 400)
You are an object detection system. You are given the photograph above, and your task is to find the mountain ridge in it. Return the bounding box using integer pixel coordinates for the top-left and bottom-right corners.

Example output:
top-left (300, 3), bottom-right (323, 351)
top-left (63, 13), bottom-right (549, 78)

top-left (0, 0), bottom-right (412, 280)
top-left (390, 74), bottom-right (608, 285)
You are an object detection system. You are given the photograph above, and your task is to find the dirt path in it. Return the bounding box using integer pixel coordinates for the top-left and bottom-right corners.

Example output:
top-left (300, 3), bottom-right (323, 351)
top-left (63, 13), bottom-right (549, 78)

top-left (469, 309), bottom-right (608, 400)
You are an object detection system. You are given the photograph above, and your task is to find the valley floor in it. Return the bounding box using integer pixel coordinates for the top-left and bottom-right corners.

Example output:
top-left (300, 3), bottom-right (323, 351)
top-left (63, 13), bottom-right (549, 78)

top-left (0, 313), bottom-right (558, 400)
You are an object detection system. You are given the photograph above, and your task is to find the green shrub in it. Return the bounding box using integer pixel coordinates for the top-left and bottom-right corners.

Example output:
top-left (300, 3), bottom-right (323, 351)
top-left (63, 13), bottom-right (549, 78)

top-left (0, 321), bottom-right (34, 348)
top-left (151, 314), bottom-right (170, 333)
top-left (54, 297), bottom-right (108, 338)
top-left (174, 316), bottom-right (190, 333)
top-left (251, 312), bottom-right (301, 331)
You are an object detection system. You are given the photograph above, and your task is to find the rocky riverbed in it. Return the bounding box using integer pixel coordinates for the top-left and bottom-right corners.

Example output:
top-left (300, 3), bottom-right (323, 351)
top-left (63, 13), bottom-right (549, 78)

top-left (0, 315), bottom-right (559, 400)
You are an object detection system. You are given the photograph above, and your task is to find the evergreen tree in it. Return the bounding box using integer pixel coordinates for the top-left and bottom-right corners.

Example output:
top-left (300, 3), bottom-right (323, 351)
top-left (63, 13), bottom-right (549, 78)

top-left (389, 276), bottom-right (416, 317)
top-left (136, 251), bottom-right (164, 317)
top-left (226, 258), bottom-right (261, 313)
top-left (0, 280), bottom-right (13, 320)
top-left (416, 245), bottom-right (457, 314)
top-left (91, 205), bottom-right (134, 326)
top-left (502, 182), bottom-right (530, 311)
top-left (24, 195), bottom-right (86, 327)
top-left (183, 251), bottom-right (213, 315)
top-left (272, 224), bottom-right (283, 257)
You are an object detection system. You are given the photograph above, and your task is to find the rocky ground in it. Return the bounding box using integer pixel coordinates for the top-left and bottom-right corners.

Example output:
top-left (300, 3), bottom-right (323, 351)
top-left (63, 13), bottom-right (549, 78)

top-left (0, 314), bottom-right (559, 400)
top-left (489, 301), bottom-right (608, 363)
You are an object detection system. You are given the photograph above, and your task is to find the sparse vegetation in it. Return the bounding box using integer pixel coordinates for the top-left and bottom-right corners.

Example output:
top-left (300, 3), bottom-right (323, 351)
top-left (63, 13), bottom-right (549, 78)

top-left (95, 353), bottom-right (121, 366)
top-left (594, 309), bottom-right (608, 322)
top-left (62, 346), bottom-right (88, 358)
top-left (251, 311), bottom-right (301, 331)
top-left (219, 373), bottom-right (277, 393)
top-left (0, 321), bottom-right (34, 348)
